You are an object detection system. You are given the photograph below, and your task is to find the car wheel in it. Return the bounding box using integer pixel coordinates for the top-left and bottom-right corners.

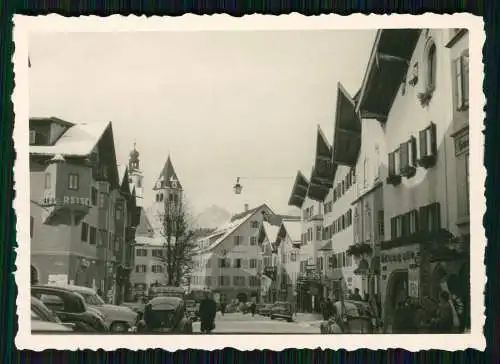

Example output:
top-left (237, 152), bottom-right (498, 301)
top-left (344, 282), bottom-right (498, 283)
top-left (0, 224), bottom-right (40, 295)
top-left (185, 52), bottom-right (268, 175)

top-left (270, 315), bottom-right (275, 320)
top-left (110, 322), bottom-right (128, 332)
top-left (287, 318), bottom-right (293, 323)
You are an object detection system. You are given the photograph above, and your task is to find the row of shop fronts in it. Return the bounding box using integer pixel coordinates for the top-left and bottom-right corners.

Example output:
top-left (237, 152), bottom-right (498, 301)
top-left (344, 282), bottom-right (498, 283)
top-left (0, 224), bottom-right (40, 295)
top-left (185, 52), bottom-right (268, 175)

top-left (29, 117), bottom-right (141, 304)
top-left (260, 29), bottom-right (470, 331)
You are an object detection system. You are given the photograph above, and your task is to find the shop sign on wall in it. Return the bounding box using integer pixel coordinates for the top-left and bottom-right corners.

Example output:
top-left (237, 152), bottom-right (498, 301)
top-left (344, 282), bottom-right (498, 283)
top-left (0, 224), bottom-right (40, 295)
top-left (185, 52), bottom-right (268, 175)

top-left (408, 268), bottom-right (420, 298)
top-left (48, 274), bottom-right (68, 285)
top-left (63, 196), bottom-right (91, 207)
top-left (381, 250), bottom-right (417, 264)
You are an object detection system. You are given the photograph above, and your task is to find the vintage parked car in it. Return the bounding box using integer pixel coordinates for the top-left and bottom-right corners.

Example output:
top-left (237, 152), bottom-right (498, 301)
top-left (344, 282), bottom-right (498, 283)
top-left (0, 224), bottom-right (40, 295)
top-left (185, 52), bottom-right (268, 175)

top-left (31, 297), bottom-right (75, 333)
top-left (320, 300), bottom-right (377, 334)
top-left (31, 317), bottom-right (74, 333)
top-left (132, 296), bottom-right (193, 334)
top-left (43, 284), bottom-right (138, 332)
top-left (257, 303), bottom-right (274, 317)
top-left (31, 286), bottom-right (107, 332)
top-left (269, 301), bottom-right (293, 322)
top-left (148, 285), bottom-right (186, 300)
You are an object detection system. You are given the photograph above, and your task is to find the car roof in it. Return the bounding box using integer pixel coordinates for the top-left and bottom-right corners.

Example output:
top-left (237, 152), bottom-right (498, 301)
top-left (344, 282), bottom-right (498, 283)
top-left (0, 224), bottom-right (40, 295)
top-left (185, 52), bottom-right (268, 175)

top-left (38, 284), bottom-right (96, 295)
top-left (149, 296), bottom-right (183, 305)
top-left (32, 285), bottom-right (87, 301)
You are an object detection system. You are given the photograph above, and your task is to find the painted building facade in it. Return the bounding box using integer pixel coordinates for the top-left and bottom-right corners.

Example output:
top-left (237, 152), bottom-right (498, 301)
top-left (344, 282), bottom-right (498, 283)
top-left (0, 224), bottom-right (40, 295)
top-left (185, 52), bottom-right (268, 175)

top-left (356, 29), bottom-right (470, 332)
top-left (190, 204), bottom-right (273, 302)
top-left (29, 118), bottom-right (132, 303)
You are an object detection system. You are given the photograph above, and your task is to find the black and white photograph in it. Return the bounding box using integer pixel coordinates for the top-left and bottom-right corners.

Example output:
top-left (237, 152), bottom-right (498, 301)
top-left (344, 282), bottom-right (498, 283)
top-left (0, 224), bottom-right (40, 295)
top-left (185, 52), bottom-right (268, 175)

top-left (14, 14), bottom-right (484, 351)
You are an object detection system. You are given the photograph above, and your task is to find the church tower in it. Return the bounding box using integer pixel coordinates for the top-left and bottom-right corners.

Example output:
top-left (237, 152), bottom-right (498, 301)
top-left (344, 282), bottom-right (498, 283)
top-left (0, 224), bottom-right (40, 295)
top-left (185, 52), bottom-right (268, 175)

top-left (152, 155), bottom-right (183, 220)
top-left (128, 142), bottom-right (144, 205)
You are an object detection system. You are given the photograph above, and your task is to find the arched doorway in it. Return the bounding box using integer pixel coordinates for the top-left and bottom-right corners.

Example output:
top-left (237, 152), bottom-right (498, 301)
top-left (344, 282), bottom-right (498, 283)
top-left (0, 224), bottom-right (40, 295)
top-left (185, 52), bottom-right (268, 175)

top-left (30, 265), bottom-right (39, 285)
top-left (384, 269), bottom-right (409, 326)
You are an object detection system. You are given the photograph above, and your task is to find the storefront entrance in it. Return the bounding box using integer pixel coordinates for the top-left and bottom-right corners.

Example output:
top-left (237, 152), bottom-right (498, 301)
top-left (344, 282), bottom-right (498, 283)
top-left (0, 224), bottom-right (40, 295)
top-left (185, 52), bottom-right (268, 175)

top-left (384, 269), bottom-right (409, 327)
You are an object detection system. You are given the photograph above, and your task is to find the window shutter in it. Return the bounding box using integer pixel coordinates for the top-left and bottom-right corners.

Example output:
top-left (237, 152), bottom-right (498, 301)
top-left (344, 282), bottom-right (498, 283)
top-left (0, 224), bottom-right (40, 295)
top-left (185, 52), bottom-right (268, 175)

top-left (454, 57), bottom-right (463, 110)
top-left (419, 206), bottom-right (428, 233)
top-left (388, 152), bottom-right (395, 176)
top-left (430, 122), bottom-right (437, 156)
top-left (390, 217), bottom-right (396, 240)
top-left (462, 52), bottom-right (469, 107)
top-left (431, 203), bottom-right (441, 232)
top-left (399, 143), bottom-right (408, 173)
top-left (410, 136), bottom-right (417, 167)
top-left (419, 129), bottom-right (427, 159)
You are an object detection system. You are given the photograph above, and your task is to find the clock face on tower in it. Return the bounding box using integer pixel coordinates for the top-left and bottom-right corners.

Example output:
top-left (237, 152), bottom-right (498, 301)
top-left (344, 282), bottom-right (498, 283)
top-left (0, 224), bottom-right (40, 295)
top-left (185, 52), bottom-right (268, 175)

top-left (171, 177), bottom-right (178, 188)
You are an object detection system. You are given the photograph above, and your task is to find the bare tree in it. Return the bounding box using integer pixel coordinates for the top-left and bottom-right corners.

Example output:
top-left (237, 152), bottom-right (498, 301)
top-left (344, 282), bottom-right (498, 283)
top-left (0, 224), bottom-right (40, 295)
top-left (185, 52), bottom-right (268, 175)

top-left (157, 200), bottom-right (197, 287)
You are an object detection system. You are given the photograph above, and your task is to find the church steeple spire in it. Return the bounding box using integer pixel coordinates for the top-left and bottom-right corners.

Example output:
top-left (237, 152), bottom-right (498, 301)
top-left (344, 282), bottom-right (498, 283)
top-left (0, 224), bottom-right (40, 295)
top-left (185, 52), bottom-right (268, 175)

top-left (129, 141), bottom-right (140, 171)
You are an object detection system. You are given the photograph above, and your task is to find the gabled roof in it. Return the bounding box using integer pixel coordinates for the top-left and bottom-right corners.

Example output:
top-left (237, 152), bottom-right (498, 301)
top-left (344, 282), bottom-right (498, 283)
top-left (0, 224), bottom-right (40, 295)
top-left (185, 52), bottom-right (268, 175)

top-left (30, 121), bottom-right (110, 157)
top-left (154, 156), bottom-right (182, 190)
top-left (135, 207), bottom-right (155, 238)
top-left (196, 204), bottom-right (272, 253)
top-left (277, 220), bottom-right (302, 245)
top-left (259, 221), bottom-right (280, 245)
top-left (118, 165), bottom-right (131, 196)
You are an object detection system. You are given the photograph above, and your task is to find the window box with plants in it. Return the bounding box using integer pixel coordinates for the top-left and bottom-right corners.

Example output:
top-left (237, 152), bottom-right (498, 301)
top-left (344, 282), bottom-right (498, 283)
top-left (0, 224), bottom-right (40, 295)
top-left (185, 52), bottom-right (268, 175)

top-left (346, 242), bottom-right (373, 259)
top-left (418, 122), bottom-right (437, 169)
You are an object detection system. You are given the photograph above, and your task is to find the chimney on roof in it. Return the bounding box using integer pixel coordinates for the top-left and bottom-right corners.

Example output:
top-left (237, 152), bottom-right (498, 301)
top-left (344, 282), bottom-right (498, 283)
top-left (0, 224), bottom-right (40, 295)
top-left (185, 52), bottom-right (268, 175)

top-left (244, 204), bottom-right (249, 212)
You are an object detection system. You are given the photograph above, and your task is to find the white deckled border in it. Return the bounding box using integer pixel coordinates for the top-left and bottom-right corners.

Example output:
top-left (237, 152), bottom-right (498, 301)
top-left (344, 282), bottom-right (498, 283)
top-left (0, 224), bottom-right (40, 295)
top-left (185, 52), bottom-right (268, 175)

top-left (13, 13), bottom-right (486, 351)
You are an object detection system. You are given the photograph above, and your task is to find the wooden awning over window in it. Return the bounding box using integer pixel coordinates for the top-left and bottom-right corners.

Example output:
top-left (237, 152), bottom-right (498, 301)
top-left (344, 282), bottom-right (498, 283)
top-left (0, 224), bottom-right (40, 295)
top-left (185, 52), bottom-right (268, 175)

top-left (288, 171), bottom-right (309, 208)
top-left (332, 82), bottom-right (361, 166)
top-left (357, 29), bottom-right (421, 122)
top-left (314, 126), bottom-right (336, 187)
top-left (307, 167), bottom-right (330, 202)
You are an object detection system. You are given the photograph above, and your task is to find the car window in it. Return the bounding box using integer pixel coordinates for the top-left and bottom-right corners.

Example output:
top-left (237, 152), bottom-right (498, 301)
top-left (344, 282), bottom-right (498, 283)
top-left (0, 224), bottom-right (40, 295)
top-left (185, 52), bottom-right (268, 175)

top-left (82, 293), bottom-right (105, 306)
top-left (31, 309), bottom-right (41, 320)
top-left (39, 294), bottom-right (65, 312)
top-left (32, 299), bottom-right (62, 323)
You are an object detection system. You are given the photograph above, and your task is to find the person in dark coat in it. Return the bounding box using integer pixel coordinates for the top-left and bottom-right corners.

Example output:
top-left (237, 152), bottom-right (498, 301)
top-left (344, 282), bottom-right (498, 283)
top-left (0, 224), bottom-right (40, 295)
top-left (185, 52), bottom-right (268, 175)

top-left (199, 292), bottom-right (217, 333)
top-left (350, 288), bottom-right (363, 301)
top-left (321, 298), bottom-right (330, 320)
top-left (430, 291), bottom-right (454, 333)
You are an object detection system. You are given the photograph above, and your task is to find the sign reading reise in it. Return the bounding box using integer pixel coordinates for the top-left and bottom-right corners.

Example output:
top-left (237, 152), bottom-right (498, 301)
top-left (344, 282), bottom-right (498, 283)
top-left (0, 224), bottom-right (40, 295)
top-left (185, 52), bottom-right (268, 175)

top-left (63, 196), bottom-right (91, 207)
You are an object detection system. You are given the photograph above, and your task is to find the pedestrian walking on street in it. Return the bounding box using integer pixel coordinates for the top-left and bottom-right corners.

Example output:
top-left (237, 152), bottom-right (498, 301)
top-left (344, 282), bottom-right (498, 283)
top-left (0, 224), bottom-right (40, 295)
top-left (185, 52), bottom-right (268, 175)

top-left (199, 292), bottom-right (217, 334)
top-left (321, 298), bottom-right (330, 321)
top-left (250, 301), bottom-right (257, 317)
top-left (220, 295), bottom-right (227, 316)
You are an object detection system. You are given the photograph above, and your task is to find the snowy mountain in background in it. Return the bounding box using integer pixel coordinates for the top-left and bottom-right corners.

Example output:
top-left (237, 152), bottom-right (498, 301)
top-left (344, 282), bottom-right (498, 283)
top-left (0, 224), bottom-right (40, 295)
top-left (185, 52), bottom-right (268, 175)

top-left (194, 205), bottom-right (232, 229)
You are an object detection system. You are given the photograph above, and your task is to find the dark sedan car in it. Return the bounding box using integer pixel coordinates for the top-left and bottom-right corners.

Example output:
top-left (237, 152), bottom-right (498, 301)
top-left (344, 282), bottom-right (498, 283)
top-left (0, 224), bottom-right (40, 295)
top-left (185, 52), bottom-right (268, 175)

top-left (270, 301), bottom-right (293, 322)
top-left (31, 285), bottom-right (107, 333)
top-left (257, 303), bottom-right (274, 317)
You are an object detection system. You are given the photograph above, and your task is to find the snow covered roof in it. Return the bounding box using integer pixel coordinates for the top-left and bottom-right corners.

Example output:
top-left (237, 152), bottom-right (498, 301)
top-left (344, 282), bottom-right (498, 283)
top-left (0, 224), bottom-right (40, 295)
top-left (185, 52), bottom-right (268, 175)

top-left (135, 235), bottom-right (169, 247)
top-left (279, 220), bottom-right (302, 243)
top-left (118, 165), bottom-right (127, 185)
top-left (262, 221), bottom-right (280, 244)
top-left (195, 205), bottom-right (270, 253)
top-left (30, 121), bottom-right (110, 157)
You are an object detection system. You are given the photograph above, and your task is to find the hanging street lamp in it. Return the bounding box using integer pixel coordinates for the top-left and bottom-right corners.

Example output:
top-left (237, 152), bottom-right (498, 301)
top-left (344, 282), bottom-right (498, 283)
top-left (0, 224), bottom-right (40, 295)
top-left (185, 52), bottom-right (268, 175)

top-left (232, 176), bottom-right (295, 195)
top-left (233, 177), bottom-right (243, 195)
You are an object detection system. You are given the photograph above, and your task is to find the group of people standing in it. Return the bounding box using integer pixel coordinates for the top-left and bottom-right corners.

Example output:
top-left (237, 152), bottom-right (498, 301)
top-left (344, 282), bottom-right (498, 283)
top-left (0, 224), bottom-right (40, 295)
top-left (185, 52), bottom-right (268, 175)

top-left (391, 290), bottom-right (464, 334)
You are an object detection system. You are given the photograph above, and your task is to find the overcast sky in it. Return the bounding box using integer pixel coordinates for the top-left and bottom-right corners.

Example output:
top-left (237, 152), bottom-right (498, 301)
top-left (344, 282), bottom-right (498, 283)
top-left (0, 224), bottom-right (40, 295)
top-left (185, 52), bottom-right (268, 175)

top-left (29, 30), bottom-right (376, 216)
